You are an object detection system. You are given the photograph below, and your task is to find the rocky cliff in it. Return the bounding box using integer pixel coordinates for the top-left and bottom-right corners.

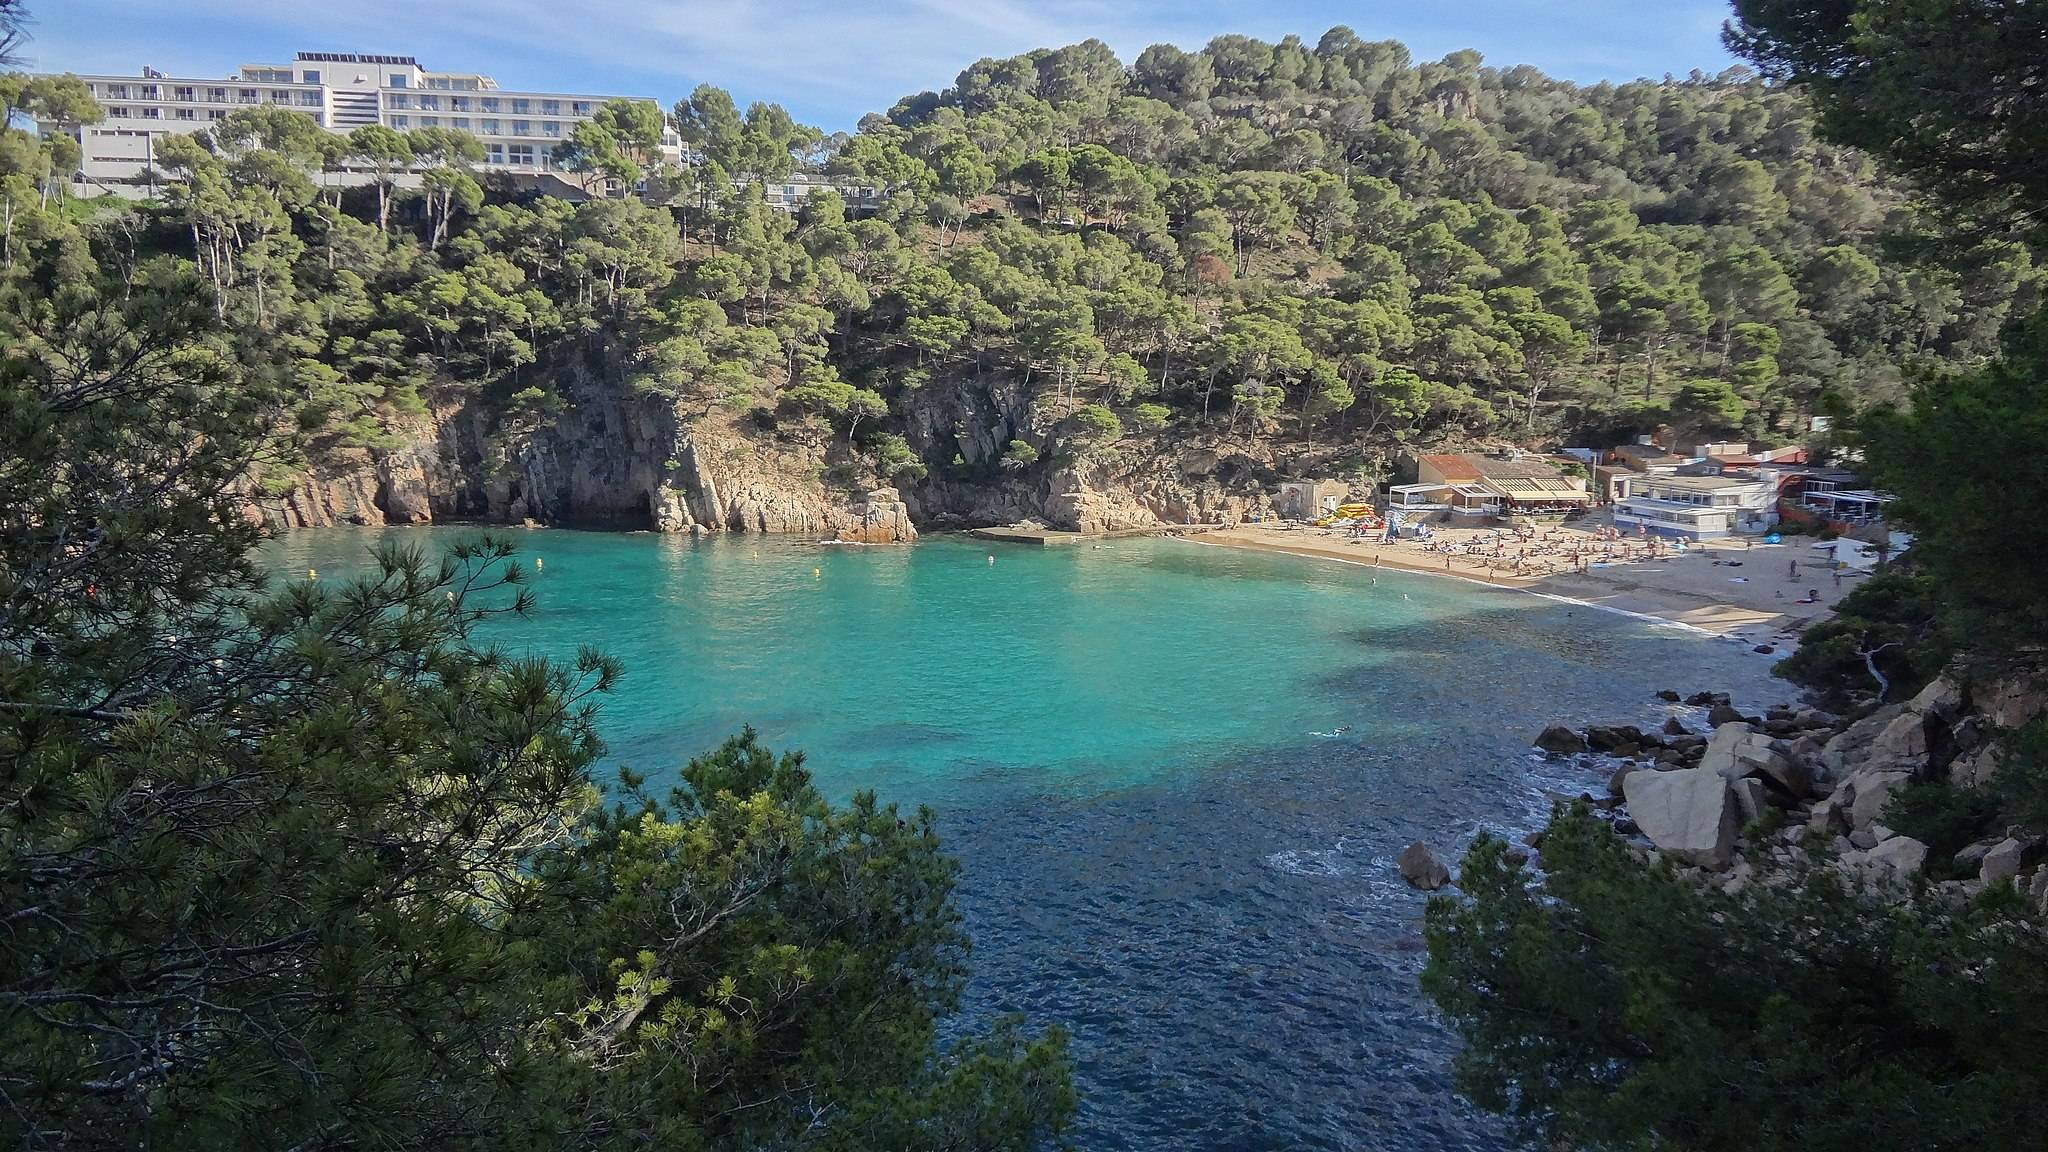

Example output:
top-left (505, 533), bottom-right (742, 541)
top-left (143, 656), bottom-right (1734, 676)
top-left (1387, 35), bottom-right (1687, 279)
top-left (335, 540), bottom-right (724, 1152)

top-left (252, 362), bottom-right (1290, 540)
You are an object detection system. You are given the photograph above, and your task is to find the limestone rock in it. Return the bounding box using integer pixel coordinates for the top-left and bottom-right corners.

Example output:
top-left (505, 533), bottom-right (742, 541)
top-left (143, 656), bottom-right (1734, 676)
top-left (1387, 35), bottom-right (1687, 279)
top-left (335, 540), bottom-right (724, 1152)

top-left (1821, 703), bottom-right (1908, 776)
top-left (1731, 777), bottom-right (1771, 825)
top-left (1950, 742), bottom-right (2005, 790)
top-left (1867, 835), bottom-right (1929, 877)
top-left (1908, 674), bottom-right (1965, 722)
top-left (1398, 842), bottom-right (1452, 891)
top-left (1534, 725), bottom-right (1587, 755)
top-left (1623, 767), bottom-right (1740, 870)
top-left (1981, 838), bottom-right (2027, 886)
top-left (1842, 765), bottom-right (1916, 829)
top-left (1700, 722), bottom-right (1811, 796)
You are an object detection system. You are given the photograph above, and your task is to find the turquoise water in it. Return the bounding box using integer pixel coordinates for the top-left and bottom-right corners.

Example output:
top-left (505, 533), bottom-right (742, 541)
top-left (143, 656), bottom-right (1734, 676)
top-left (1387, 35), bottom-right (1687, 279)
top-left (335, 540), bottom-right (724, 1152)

top-left (267, 528), bottom-right (1786, 1150)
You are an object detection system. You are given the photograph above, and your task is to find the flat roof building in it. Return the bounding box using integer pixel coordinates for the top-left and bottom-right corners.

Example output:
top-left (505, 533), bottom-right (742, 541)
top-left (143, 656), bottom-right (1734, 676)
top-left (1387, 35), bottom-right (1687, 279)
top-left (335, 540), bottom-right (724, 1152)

top-left (37, 50), bottom-right (679, 196)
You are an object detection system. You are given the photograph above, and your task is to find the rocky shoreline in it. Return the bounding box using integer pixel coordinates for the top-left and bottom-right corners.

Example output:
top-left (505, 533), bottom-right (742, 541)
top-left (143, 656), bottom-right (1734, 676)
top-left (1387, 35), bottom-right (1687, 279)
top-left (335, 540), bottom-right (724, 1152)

top-left (1403, 674), bottom-right (2048, 915)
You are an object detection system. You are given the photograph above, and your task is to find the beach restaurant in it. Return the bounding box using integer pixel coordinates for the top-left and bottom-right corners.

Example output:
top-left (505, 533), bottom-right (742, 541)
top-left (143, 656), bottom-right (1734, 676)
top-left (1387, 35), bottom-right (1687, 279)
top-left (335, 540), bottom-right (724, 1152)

top-left (1391, 453), bottom-right (1594, 519)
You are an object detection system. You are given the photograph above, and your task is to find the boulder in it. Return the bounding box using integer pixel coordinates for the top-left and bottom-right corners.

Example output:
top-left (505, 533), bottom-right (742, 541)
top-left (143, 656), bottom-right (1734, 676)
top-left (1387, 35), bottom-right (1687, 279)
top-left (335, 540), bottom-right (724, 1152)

top-left (1686, 691), bottom-right (1730, 707)
top-left (1607, 765), bottom-right (1636, 798)
top-left (1534, 725), bottom-right (1587, 755)
top-left (1908, 674), bottom-right (1965, 722)
top-left (1731, 777), bottom-right (1771, 825)
top-left (1700, 723), bottom-right (1812, 796)
top-left (1842, 765), bottom-right (1916, 829)
top-left (1398, 841), bottom-right (1452, 891)
top-left (1623, 767), bottom-right (1741, 870)
top-left (1950, 742), bottom-right (2005, 790)
top-left (1821, 703), bottom-right (1908, 776)
top-left (1981, 838), bottom-right (2027, 886)
top-left (1867, 835), bottom-right (1930, 877)
top-left (1585, 725), bottom-right (1647, 753)
top-left (1656, 689), bottom-right (1682, 702)
top-left (1708, 703), bottom-right (1747, 727)
top-left (1808, 794), bottom-right (1851, 834)
top-left (1955, 836), bottom-right (2006, 869)
top-left (1662, 717), bottom-right (1689, 737)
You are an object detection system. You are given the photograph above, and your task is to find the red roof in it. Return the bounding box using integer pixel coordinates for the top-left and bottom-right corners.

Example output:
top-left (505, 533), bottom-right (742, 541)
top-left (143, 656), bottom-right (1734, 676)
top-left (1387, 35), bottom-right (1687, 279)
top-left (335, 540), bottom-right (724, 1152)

top-left (1419, 454), bottom-right (1483, 481)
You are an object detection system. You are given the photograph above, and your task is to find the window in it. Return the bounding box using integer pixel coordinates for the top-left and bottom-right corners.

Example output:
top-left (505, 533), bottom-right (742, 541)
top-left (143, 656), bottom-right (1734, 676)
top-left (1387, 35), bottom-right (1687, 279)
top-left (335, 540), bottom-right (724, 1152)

top-left (485, 143), bottom-right (504, 164)
top-left (298, 92), bottom-right (321, 106)
top-left (420, 115), bottom-right (440, 127)
top-left (389, 74), bottom-right (407, 88)
top-left (480, 118), bottom-right (499, 134)
top-left (572, 100), bottom-right (592, 115)
top-left (173, 86), bottom-right (194, 101)
top-left (237, 88), bottom-right (258, 104)
top-left (107, 84), bottom-right (128, 99)
top-left (508, 144), bottom-right (534, 165)
top-left (386, 93), bottom-right (410, 109)
top-left (174, 108), bottom-right (195, 121)
top-left (301, 69), bottom-right (321, 84)
top-left (543, 120), bottom-right (561, 137)
top-left (107, 106), bottom-right (129, 118)
top-left (512, 119), bottom-right (530, 135)
top-left (541, 99), bottom-right (559, 115)
top-left (270, 90), bottom-right (292, 103)
top-left (207, 87), bottom-right (227, 103)
top-left (511, 98), bottom-right (529, 113)
top-left (390, 114), bottom-right (409, 128)
top-left (480, 97), bottom-right (499, 112)
top-left (449, 117), bottom-right (469, 130)
top-left (141, 106), bottom-right (160, 119)
top-left (208, 110), bottom-right (226, 121)
top-left (452, 97), bottom-right (470, 111)
top-left (140, 84), bottom-right (158, 99)
top-left (418, 95), bottom-right (439, 110)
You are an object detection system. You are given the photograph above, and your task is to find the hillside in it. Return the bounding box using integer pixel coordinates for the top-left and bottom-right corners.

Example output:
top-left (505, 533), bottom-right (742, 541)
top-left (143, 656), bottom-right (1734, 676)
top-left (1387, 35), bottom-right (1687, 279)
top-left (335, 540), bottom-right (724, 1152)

top-left (9, 29), bottom-right (2041, 532)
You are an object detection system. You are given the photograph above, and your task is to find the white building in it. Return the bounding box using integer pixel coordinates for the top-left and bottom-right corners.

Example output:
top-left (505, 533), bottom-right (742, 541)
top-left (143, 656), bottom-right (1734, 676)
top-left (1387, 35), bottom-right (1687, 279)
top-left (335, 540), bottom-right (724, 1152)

top-left (41, 51), bottom-right (679, 196)
top-left (1612, 473), bottom-right (1779, 540)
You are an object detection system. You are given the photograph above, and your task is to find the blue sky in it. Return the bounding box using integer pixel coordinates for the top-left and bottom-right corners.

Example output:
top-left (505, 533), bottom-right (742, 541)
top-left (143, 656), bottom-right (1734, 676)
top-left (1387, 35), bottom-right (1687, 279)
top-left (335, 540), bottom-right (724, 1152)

top-left (27, 1), bottom-right (1740, 130)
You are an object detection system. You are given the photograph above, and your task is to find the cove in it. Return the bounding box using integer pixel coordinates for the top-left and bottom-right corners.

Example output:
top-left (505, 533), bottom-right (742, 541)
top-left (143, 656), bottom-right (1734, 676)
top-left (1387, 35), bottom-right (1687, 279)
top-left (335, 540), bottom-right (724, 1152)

top-left (266, 528), bottom-right (1784, 1151)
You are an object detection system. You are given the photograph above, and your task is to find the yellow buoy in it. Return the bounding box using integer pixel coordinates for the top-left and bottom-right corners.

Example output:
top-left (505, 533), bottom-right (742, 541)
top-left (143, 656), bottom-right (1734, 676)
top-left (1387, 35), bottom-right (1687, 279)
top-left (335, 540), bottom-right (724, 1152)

top-left (535, 557), bottom-right (543, 571)
top-left (307, 568), bottom-right (317, 580)
top-left (813, 567), bottom-right (821, 578)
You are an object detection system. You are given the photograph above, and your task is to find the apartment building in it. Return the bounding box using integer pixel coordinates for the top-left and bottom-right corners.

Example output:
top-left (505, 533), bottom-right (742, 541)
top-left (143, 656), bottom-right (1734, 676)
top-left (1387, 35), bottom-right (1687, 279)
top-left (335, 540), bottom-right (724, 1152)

top-left (43, 50), bottom-right (679, 194)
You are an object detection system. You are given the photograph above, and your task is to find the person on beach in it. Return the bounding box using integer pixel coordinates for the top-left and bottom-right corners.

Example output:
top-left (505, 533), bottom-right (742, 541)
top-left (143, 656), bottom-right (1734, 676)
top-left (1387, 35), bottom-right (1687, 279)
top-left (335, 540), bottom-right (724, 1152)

top-left (1789, 559), bottom-right (1799, 578)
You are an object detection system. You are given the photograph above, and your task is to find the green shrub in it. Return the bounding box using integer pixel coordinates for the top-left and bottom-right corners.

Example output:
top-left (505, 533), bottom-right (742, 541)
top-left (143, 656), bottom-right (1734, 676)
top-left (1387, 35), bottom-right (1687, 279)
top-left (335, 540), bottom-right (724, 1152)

top-left (1000, 440), bottom-right (1039, 470)
top-left (1068, 404), bottom-right (1122, 445)
top-left (1883, 781), bottom-right (2000, 872)
top-left (1129, 402), bottom-right (1171, 432)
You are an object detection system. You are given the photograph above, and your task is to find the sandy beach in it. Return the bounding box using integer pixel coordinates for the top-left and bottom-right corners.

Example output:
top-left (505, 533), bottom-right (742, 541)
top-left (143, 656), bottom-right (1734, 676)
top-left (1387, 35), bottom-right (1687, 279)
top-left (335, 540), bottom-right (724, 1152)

top-left (1193, 516), bottom-right (1859, 642)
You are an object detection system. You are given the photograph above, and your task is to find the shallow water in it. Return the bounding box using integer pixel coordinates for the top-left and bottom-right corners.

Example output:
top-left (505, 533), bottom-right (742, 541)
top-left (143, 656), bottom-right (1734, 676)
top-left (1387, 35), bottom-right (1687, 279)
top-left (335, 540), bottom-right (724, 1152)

top-left (268, 528), bottom-right (1786, 1151)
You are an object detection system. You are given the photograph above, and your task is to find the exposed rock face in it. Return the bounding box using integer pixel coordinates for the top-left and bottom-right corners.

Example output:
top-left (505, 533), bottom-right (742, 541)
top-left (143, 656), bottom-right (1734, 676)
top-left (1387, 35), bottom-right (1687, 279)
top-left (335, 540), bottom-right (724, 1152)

top-left (255, 360), bottom-right (1284, 538)
top-left (1398, 842), bottom-right (1452, 891)
top-left (251, 363), bottom-right (921, 539)
top-left (1623, 767), bottom-right (1740, 870)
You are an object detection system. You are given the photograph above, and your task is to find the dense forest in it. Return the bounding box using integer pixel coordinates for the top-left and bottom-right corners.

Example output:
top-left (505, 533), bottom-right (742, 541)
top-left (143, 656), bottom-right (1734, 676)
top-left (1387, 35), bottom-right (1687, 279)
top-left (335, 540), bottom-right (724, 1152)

top-left (5, 25), bottom-right (2042, 509)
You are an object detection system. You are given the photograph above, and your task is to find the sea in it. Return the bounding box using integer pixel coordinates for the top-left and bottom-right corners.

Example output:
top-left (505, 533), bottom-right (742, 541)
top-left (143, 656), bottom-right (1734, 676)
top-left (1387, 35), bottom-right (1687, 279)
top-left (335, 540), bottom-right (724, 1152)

top-left (266, 527), bottom-right (1787, 1151)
